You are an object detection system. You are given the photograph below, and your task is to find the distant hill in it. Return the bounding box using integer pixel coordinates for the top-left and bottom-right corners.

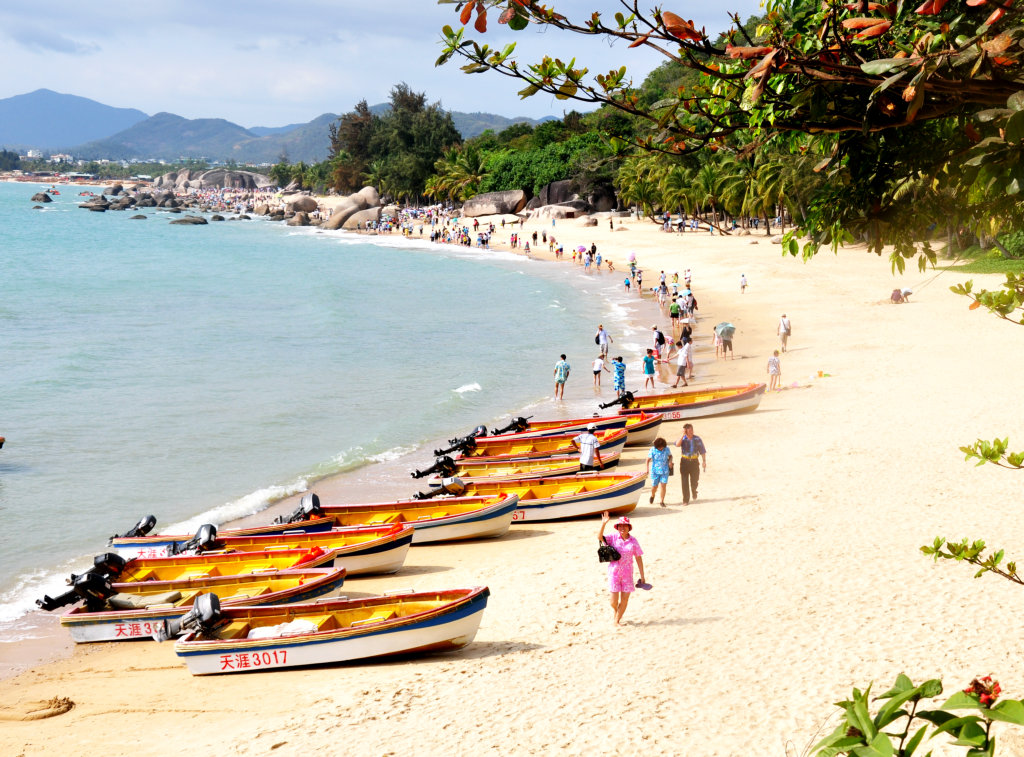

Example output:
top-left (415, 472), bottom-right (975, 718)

top-left (0, 89), bottom-right (558, 161)
top-left (0, 89), bottom-right (148, 151)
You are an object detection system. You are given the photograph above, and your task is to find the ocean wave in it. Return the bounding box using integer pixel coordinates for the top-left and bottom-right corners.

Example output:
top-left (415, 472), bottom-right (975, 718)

top-left (453, 382), bottom-right (482, 394)
top-left (163, 478), bottom-right (311, 535)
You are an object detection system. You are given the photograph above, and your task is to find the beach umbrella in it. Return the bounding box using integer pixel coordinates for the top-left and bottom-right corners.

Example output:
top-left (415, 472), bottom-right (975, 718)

top-left (578, 245), bottom-right (586, 253)
top-left (714, 322), bottom-right (736, 339)
top-left (628, 251), bottom-right (637, 262)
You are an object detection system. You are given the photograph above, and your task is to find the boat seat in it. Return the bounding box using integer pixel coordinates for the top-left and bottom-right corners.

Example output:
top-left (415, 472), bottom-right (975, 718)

top-left (509, 444), bottom-right (535, 454)
top-left (555, 486), bottom-right (584, 497)
top-left (129, 569), bottom-right (155, 582)
top-left (366, 513), bottom-right (400, 525)
top-left (351, 609), bottom-right (397, 627)
top-left (219, 621), bottom-right (251, 639)
top-left (306, 614), bottom-right (338, 631)
top-left (226, 587), bottom-right (270, 601)
top-left (431, 512), bottom-right (449, 519)
top-left (107, 590), bottom-right (183, 610)
top-left (506, 488), bottom-right (532, 499)
top-left (179, 571), bottom-right (211, 580)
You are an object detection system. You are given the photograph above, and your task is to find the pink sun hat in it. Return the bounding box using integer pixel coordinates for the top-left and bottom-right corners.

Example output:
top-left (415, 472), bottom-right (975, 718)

top-left (615, 516), bottom-right (632, 530)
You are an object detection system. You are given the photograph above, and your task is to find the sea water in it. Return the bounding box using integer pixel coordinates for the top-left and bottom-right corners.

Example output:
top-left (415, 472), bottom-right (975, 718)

top-left (0, 181), bottom-right (627, 637)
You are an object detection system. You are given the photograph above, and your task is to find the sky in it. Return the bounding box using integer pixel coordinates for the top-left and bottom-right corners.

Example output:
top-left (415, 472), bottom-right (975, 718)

top-left (0, 0), bottom-right (763, 127)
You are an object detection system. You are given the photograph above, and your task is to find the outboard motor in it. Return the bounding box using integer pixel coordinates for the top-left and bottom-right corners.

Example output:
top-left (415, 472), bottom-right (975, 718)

top-left (153, 592), bottom-right (223, 642)
top-left (167, 523), bottom-right (219, 556)
top-left (434, 425), bottom-right (488, 456)
top-left (109, 514), bottom-right (157, 544)
top-left (598, 391), bottom-right (635, 410)
top-left (36, 552), bottom-right (127, 612)
top-left (411, 455), bottom-right (456, 479)
top-left (490, 416), bottom-right (532, 436)
top-left (273, 492), bottom-right (323, 525)
top-left (413, 476), bottom-right (466, 500)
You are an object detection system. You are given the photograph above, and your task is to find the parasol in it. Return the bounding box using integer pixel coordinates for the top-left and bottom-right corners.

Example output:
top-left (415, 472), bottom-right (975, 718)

top-left (714, 322), bottom-right (735, 339)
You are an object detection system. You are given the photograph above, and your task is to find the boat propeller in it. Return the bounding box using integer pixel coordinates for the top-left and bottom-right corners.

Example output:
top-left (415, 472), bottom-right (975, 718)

top-left (167, 523), bottom-right (220, 556)
top-left (153, 592), bottom-right (223, 642)
top-left (434, 425), bottom-right (488, 456)
top-left (36, 552), bottom-right (128, 612)
top-left (489, 416), bottom-right (532, 436)
top-left (411, 456), bottom-right (456, 479)
top-left (598, 391), bottom-right (635, 410)
top-left (413, 477), bottom-right (466, 500)
top-left (108, 514), bottom-right (157, 544)
top-left (274, 492), bottom-right (324, 525)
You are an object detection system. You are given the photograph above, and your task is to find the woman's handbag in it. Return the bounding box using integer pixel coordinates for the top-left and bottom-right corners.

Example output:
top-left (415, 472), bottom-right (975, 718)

top-left (598, 536), bottom-right (621, 563)
top-left (668, 460), bottom-right (675, 475)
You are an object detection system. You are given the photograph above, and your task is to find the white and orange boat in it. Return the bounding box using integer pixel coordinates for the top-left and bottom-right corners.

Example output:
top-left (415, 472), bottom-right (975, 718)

top-left (616, 383), bottom-right (767, 420)
top-left (457, 428), bottom-right (628, 462)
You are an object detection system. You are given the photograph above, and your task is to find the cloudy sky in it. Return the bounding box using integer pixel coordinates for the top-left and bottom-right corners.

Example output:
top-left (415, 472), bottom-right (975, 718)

top-left (1, 0), bottom-right (762, 127)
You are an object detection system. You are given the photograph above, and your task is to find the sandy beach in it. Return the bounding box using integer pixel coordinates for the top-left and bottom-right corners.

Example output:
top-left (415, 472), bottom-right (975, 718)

top-left (3, 213), bottom-right (1024, 756)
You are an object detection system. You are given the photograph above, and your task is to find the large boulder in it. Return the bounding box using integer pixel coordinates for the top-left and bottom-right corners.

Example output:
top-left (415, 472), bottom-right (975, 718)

top-left (462, 190), bottom-right (527, 217)
top-left (31, 192), bottom-right (52, 203)
top-left (283, 179), bottom-right (302, 192)
top-left (174, 170), bottom-right (195, 189)
top-left (342, 207), bottom-right (382, 230)
top-left (580, 216), bottom-right (598, 227)
top-left (194, 169), bottom-right (273, 190)
top-left (588, 188), bottom-right (618, 213)
top-left (79, 196), bottom-right (110, 211)
top-left (286, 195), bottom-right (319, 213)
top-left (381, 204), bottom-right (399, 217)
top-left (322, 197), bottom-right (366, 230)
top-left (102, 183), bottom-right (124, 196)
top-left (537, 179), bottom-right (576, 206)
top-left (355, 186), bottom-right (380, 207)
top-left (169, 215), bottom-right (208, 225)
top-left (286, 212), bottom-right (310, 227)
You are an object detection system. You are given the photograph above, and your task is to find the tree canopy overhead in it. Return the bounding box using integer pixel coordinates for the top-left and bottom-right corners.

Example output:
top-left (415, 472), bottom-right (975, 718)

top-left (437, 0), bottom-right (1024, 270)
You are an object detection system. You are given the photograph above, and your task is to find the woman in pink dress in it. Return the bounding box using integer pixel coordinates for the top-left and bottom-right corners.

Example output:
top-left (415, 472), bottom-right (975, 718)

top-left (598, 511), bottom-right (646, 625)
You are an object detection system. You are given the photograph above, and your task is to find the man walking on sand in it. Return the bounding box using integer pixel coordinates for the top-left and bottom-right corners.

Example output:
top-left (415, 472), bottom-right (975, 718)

top-left (778, 314), bottom-right (792, 353)
top-left (596, 324), bottom-right (613, 357)
top-left (674, 424), bottom-right (706, 505)
top-left (553, 354), bottom-right (571, 399)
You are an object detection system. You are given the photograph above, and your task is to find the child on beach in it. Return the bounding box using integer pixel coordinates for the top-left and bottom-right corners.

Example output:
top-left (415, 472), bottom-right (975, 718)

top-left (740, 274), bottom-right (748, 294)
top-left (642, 349), bottom-right (656, 389)
top-left (644, 437), bottom-right (673, 507)
top-left (592, 355), bottom-right (609, 386)
top-left (767, 350), bottom-right (781, 391)
top-left (624, 277), bottom-right (630, 293)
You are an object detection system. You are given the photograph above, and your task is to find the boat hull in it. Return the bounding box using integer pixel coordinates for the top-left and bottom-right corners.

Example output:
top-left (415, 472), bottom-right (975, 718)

top-left (460, 431), bottom-right (627, 462)
top-left (60, 569), bottom-right (346, 643)
top-left (618, 383), bottom-right (767, 420)
top-left (112, 518), bottom-right (336, 559)
top-left (175, 588), bottom-right (489, 675)
top-left (489, 416), bottom-right (627, 438)
top-left (454, 473), bottom-right (645, 522)
top-left (320, 494), bottom-right (519, 544)
top-left (623, 414), bottom-right (663, 446)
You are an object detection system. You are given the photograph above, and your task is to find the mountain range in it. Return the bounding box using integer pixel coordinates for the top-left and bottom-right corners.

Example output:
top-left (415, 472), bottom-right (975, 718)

top-left (0, 89), bottom-right (553, 163)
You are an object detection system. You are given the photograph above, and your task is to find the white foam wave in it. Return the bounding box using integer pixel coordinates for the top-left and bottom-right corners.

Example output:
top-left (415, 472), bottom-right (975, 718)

top-left (163, 478), bottom-right (311, 535)
top-left (367, 445), bottom-right (418, 464)
top-left (454, 382), bottom-right (482, 394)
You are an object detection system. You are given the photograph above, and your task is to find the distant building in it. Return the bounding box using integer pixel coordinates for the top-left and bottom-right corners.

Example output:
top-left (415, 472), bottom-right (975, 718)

top-left (26, 149), bottom-right (42, 159)
top-left (49, 153), bottom-right (73, 163)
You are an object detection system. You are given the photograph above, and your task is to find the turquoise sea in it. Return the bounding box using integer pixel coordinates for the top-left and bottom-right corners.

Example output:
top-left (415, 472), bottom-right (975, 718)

top-left (0, 181), bottom-right (623, 638)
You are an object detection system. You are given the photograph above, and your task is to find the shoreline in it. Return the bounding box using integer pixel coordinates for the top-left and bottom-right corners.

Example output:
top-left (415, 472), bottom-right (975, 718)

top-left (5, 202), bottom-right (1024, 754)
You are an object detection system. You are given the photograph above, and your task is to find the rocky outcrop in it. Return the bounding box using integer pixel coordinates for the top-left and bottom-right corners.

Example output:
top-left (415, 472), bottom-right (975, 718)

top-left (169, 215), bottom-right (208, 225)
top-left (462, 190), bottom-right (527, 217)
top-left (210, 214), bottom-right (225, 221)
top-left (253, 204), bottom-right (270, 216)
top-left (355, 186), bottom-right (379, 207)
top-left (343, 207), bottom-right (382, 230)
top-left (154, 169), bottom-right (272, 190)
top-left (537, 179), bottom-right (575, 207)
top-left (79, 196), bottom-right (110, 212)
top-left (130, 214), bottom-right (147, 220)
top-left (286, 212), bottom-right (310, 227)
top-left (580, 216), bottom-right (598, 227)
top-left (321, 187), bottom-right (382, 230)
top-left (31, 192), bottom-right (52, 203)
top-left (102, 183), bottom-right (124, 196)
top-left (286, 195), bottom-right (319, 213)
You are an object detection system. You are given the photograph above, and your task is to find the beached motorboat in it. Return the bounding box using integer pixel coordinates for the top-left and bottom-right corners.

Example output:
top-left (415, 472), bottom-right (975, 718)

top-left (456, 428), bottom-right (628, 462)
top-left (613, 383), bottom-right (767, 420)
top-left (58, 568), bottom-right (346, 643)
top-left (622, 412), bottom-right (663, 446)
top-left (422, 472), bottom-right (645, 522)
top-left (172, 587), bottom-right (490, 675)
top-left (487, 415), bottom-right (627, 438)
top-left (427, 449), bottom-right (621, 485)
top-left (118, 546), bottom-right (339, 583)
top-left (120, 525), bottom-right (415, 576)
top-left (110, 516), bottom-right (336, 559)
top-left (317, 493), bottom-right (518, 543)
top-left (0, 435), bottom-right (4, 449)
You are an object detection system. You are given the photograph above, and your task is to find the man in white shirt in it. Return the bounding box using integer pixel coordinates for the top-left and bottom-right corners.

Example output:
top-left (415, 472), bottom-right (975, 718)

top-left (571, 424), bottom-right (604, 472)
top-left (596, 324), bottom-right (613, 357)
top-left (778, 314), bottom-right (792, 353)
top-left (672, 337), bottom-right (692, 388)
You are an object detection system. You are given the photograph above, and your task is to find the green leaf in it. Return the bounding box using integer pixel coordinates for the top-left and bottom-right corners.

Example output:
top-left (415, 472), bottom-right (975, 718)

top-left (987, 699), bottom-right (1024, 725)
top-left (861, 58), bottom-right (912, 75)
top-left (929, 714), bottom-right (982, 739)
top-left (1009, 91), bottom-right (1024, 111)
top-left (943, 691), bottom-right (983, 710)
top-left (1005, 110), bottom-right (1024, 143)
top-left (951, 719), bottom-right (987, 747)
top-left (508, 13), bottom-right (528, 31)
top-left (904, 725), bottom-right (928, 756)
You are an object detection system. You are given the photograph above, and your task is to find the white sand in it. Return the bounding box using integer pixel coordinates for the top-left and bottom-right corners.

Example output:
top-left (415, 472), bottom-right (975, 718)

top-left (3, 216), bottom-right (1024, 756)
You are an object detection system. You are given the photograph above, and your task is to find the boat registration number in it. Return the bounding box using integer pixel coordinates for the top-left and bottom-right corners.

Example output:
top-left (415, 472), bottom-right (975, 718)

top-left (114, 621), bottom-right (162, 638)
top-left (511, 510), bottom-right (528, 521)
top-left (219, 649), bottom-right (287, 671)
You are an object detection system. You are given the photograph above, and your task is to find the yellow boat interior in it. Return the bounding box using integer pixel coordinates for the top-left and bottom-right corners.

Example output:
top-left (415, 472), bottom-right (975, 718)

top-left (119, 550), bottom-right (331, 583)
top-left (464, 430), bottom-right (623, 458)
top-left (627, 384), bottom-right (758, 409)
